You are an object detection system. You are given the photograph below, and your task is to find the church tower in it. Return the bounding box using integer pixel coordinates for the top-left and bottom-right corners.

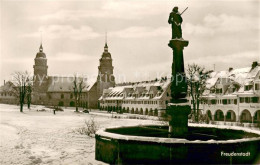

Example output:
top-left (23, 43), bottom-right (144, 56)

top-left (87, 41), bottom-right (116, 109)
top-left (96, 42), bottom-right (115, 97)
top-left (32, 43), bottom-right (48, 104)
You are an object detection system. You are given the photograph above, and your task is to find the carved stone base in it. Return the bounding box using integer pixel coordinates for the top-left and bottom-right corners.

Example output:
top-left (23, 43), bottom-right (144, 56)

top-left (167, 103), bottom-right (191, 137)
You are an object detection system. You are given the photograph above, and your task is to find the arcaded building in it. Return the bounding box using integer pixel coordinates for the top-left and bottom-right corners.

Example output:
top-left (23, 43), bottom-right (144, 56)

top-left (99, 78), bottom-right (171, 116)
top-left (200, 62), bottom-right (260, 123)
top-left (99, 62), bottom-right (260, 120)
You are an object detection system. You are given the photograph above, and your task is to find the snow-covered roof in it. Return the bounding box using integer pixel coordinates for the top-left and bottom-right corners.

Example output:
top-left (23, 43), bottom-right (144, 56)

top-left (206, 66), bottom-right (259, 89)
top-left (100, 78), bottom-right (171, 101)
top-left (0, 81), bottom-right (15, 92)
top-left (47, 76), bottom-right (88, 92)
top-left (205, 64), bottom-right (260, 97)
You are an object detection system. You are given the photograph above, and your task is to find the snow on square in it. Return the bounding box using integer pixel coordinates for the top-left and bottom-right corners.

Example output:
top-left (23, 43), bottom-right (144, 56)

top-left (0, 104), bottom-right (159, 165)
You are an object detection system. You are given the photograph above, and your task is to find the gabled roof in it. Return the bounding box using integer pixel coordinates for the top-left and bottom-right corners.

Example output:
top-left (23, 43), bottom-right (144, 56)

top-left (0, 81), bottom-right (15, 92)
top-left (100, 78), bottom-right (171, 100)
top-left (47, 76), bottom-right (88, 92)
top-left (204, 65), bottom-right (260, 96)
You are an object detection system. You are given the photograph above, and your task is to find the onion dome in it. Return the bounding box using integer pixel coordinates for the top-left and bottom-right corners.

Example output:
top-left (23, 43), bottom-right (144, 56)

top-left (36, 43), bottom-right (46, 58)
top-left (102, 42), bottom-right (111, 58)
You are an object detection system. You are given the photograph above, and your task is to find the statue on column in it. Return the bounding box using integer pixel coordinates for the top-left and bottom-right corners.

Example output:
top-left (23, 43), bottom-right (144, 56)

top-left (168, 6), bottom-right (189, 102)
top-left (167, 6), bottom-right (190, 137)
top-left (168, 7), bottom-right (183, 39)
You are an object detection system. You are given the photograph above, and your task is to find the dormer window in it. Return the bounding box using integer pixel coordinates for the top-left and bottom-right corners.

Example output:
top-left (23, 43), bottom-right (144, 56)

top-left (216, 88), bottom-right (222, 94)
top-left (244, 85), bottom-right (253, 91)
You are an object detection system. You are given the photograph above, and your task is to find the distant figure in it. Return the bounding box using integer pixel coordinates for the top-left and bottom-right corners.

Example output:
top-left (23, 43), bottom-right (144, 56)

top-left (168, 7), bottom-right (183, 39)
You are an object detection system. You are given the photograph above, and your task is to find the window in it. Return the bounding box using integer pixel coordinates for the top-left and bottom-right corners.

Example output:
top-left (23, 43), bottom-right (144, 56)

top-left (48, 94), bottom-right (52, 99)
top-left (70, 93), bottom-right (73, 99)
top-left (61, 94), bottom-right (64, 99)
top-left (222, 99), bottom-right (227, 105)
top-left (210, 89), bottom-right (215, 93)
top-left (245, 97), bottom-right (250, 103)
top-left (234, 99), bottom-right (237, 105)
top-left (245, 86), bottom-right (249, 91)
top-left (227, 99), bottom-right (231, 104)
top-left (216, 88), bottom-right (222, 94)
top-left (211, 100), bottom-right (217, 104)
top-left (245, 85), bottom-right (253, 91)
top-left (251, 97), bottom-right (259, 103)
top-left (240, 97), bottom-right (244, 103)
top-left (255, 84), bottom-right (260, 90)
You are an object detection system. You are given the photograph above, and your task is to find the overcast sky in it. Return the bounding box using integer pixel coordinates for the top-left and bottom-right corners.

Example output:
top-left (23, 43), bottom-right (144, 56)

top-left (1, 0), bottom-right (259, 85)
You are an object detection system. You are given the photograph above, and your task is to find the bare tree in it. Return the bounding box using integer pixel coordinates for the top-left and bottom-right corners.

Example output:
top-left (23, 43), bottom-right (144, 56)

top-left (73, 75), bottom-right (86, 112)
top-left (12, 71), bottom-right (31, 112)
top-left (26, 80), bottom-right (33, 109)
top-left (186, 64), bottom-right (212, 123)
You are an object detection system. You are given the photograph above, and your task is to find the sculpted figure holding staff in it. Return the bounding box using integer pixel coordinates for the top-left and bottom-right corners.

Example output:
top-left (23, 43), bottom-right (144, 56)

top-left (168, 7), bottom-right (187, 39)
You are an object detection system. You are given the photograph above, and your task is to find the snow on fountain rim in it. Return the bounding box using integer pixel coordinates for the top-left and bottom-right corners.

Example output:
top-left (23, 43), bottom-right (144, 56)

top-left (96, 123), bottom-right (260, 144)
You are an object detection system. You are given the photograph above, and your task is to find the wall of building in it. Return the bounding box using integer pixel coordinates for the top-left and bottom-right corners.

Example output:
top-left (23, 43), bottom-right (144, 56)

top-left (0, 92), bottom-right (17, 104)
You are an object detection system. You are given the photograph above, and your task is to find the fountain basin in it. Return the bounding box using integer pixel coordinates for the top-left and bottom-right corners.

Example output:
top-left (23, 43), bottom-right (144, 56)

top-left (95, 124), bottom-right (260, 164)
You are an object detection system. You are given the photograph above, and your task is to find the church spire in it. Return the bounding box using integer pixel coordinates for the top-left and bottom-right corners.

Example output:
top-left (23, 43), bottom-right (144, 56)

top-left (104, 31), bottom-right (108, 52)
top-left (39, 43), bottom-right (43, 52)
top-left (39, 31), bottom-right (43, 52)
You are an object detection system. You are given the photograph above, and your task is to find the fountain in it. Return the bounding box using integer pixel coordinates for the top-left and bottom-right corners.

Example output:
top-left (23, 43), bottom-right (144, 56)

top-left (95, 6), bottom-right (260, 164)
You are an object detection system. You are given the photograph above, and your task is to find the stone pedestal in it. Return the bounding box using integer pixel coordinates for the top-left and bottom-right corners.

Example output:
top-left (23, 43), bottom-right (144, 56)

top-left (167, 103), bottom-right (191, 137)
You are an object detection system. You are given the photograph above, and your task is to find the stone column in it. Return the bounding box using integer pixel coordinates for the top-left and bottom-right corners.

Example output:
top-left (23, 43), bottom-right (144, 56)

top-left (168, 39), bottom-right (189, 103)
top-left (167, 39), bottom-right (191, 138)
top-left (236, 115), bottom-right (240, 122)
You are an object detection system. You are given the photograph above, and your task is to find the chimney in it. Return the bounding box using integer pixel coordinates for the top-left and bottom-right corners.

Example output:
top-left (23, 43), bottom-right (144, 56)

top-left (251, 61), bottom-right (258, 69)
top-left (4, 80), bottom-right (5, 85)
top-left (229, 67), bottom-right (233, 72)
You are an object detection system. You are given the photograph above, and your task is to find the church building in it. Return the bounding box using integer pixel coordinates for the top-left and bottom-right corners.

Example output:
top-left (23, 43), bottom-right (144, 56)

top-left (31, 41), bottom-right (115, 109)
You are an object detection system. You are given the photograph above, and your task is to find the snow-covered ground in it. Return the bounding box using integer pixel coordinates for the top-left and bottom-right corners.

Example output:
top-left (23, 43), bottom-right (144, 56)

top-left (0, 104), bottom-right (159, 165)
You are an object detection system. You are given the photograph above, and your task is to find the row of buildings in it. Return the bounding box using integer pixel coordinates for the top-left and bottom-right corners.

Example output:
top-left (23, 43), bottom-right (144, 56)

top-left (201, 62), bottom-right (260, 123)
top-left (99, 62), bottom-right (260, 123)
top-left (0, 41), bottom-right (259, 123)
top-left (98, 78), bottom-right (171, 116)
